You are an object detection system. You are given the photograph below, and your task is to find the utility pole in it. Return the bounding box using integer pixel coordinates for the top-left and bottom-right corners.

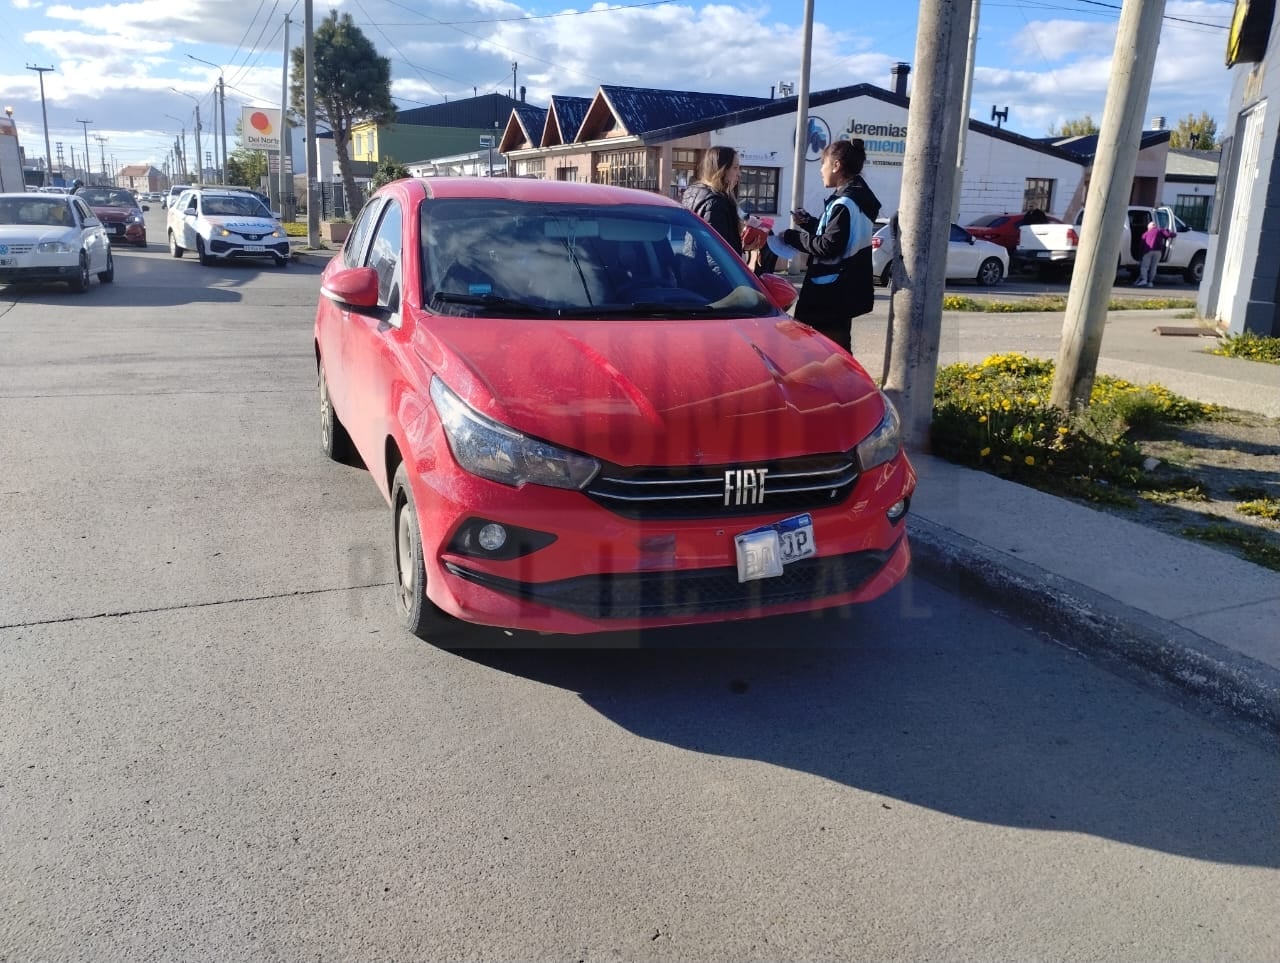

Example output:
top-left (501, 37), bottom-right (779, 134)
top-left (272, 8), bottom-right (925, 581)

top-left (788, 0), bottom-right (815, 216)
top-left (952, 1), bottom-right (981, 224)
top-left (25, 65), bottom-right (55, 188)
top-left (882, 0), bottom-right (975, 451)
top-left (94, 134), bottom-right (109, 184)
top-left (1051, 0), bottom-right (1168, 411)
top-left (75, 118), bottom-right (92, 184)
top-left (511, 61), bottom-right (517, 99)
top-left (280, 13), bottom-right (292, 215)
top-left (305, 0), bottom-right (320, 246)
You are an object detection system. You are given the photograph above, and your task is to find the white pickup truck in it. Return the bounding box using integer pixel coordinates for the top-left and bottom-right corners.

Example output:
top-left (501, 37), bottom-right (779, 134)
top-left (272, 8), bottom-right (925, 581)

top-left (1016, 205), bottom-right (1209, 284)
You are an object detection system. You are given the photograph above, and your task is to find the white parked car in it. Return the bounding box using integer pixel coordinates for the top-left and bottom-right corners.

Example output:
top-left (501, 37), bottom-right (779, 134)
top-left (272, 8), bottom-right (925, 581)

top-left (872, 222), bottom-right (1009, 287)
top-left (166, 187), bottom-right (290, 267)
top-left (0, 192), bottom-right (114, 292)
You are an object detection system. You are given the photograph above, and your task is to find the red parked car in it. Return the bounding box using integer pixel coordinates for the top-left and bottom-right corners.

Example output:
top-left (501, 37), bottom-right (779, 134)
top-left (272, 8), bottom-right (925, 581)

top-left (966, 210), bottom-right (1061, 257)
top-left (76, 187), bottom-right (148, 246)
top-left (314, 178), bottom-right (915, 639)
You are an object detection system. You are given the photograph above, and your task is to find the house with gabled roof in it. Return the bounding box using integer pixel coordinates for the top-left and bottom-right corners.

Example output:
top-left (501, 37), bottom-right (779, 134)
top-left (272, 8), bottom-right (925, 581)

top-left (498, 79), bottom-right (1088, 225)
top-left (115, 164), bottom-right (165, 193)
top-left (350, 92), bottom-right (525, 170)
top-left (1162, 148), bottom-right (1221, 231)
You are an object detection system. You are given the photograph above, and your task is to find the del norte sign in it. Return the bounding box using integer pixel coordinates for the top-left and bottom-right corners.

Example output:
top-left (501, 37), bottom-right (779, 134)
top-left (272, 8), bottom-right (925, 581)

top-left (241, 107), bottom-right (282, 152)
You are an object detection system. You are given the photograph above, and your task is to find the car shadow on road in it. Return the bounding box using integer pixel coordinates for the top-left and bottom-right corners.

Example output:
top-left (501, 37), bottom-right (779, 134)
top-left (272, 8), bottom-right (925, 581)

top-left (452, 578), bottom-right (1279, 869)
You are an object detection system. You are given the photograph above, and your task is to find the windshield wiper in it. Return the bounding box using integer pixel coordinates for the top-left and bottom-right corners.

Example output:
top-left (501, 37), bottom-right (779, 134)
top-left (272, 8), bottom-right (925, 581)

top-left (556, 302), bottom-right (746, 318)
top-left (429, 292), bottom-right (549, 316)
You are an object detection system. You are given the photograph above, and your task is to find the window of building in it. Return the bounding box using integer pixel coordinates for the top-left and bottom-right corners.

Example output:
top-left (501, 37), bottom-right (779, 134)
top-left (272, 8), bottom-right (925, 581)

top-left (593, 148), bottom-right (659, 191)
top-left (670, 148), bottom-right (700, 198)
top-left (517, 157), bottom-right (546, 178)
top-left (738, 167), bottom-right (780, 215)
top-left (1023, 178), bottom-right (1054, 213)
top-left (556, 166), bottom-right (579, 182)
top-left (1174, 194), bottom-right (1211, 231)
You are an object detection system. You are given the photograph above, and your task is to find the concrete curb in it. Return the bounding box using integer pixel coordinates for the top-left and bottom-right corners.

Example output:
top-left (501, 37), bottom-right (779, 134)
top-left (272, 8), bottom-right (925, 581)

top-left (907, 515), bottom-right (1280, 735)
top-left (290, 246), bottom-right (337, 265)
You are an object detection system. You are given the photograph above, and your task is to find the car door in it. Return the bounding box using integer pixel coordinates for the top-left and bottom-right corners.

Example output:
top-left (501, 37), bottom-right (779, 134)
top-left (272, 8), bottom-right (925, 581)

top-left (1155, 206), bottom-right (1178, 264)
top-left (72, 198), bottom-right (106, 272)
top-left (341, 197), bottom-right (403, 472)
top-left (947, 224), bottom-right (977, 279)
top-left (317, 196), bottom-right (383, 428)
top-left (180, 193), bottom-right (200, 249)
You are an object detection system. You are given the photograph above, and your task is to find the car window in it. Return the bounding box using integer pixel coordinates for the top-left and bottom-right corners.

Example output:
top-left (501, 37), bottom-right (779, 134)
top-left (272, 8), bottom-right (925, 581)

top-left (0, 198), bottom-right (74, 226)
top-left (968, 215), bottom-right (1007, 228)
top-left (200, 194), bottom-right (271, 218)
top-left (73, 199), bottom-right (96, 225)
top-left (1175, 216), bottom-right (1190, 232)
top-left (363, 200), bottom-right (403, 310)
top-left (79, 189), bottom-right (137, 208)
top-left (419, 199), bottom-right (762, 317)
top-left (344, 198), bottom-right (383, 269)
top-left (949, 224), bottom-right (971, 242)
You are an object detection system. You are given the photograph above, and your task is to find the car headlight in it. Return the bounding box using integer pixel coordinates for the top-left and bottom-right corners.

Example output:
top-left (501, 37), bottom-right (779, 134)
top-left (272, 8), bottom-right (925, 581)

top-left (127, 214), bottom-right (144, 224)
top-left (855, 391), bottom-right (902, 471)
top-left (270, 230), bottom-right (282, 238)
top-left (37, 240), bottom-right (75, 254)
top-left (429, 377), bottom-right (599, 490)
top-left (218, 228), bottom-right (231, 237)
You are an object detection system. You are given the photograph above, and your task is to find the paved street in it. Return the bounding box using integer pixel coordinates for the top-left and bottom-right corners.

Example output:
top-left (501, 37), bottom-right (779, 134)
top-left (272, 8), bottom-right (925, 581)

top-left (1, 222), bottom-right (1277, 961)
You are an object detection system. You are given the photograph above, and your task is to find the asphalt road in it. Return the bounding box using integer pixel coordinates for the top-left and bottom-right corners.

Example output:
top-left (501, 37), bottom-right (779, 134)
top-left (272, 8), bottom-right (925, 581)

top-left (1, 225), bottom-right (1276, 961)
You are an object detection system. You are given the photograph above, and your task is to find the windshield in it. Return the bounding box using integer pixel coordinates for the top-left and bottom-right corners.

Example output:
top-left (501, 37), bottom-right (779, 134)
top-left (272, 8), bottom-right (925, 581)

top-left (0, 197), bottom-right (74, 227)
top-left (201, 194), bottom-right (272, 218)
top-left (967, 215), bottom-right (1009, 228)
top-left (420, 199), bottom-right (773, 318)
top-left (79, 188), bottom-right (137, 208)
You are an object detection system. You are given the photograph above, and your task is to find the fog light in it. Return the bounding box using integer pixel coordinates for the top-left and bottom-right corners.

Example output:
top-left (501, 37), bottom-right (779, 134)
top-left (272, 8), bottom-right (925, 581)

top-left (477, 523), bottom-right (508, 551)
top-left (886, 499), bottom-right (908, 522)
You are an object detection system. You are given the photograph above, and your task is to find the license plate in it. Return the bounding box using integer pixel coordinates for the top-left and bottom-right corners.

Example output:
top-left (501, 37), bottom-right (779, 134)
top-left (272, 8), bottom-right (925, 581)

top-left (245, 245), bottom-right (265, 252)
top-left (0, 257), bottom-right (14, 266)
top-left (734, 513), bottom-right (816, 583)
top-left (114, 225), bottom-right (125, 235)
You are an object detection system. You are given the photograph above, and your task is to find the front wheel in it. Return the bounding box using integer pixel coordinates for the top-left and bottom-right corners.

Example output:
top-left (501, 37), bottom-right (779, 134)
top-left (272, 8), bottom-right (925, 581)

top-left (98, 248), bottom-right (115, 284)
top-left (168, 231), bottom-right (184, 258)
top-left (1184, 252), bottom-right (1205, 285)
top-left (391, 463), bottom-right (462, 644)
top-left (68, 252), bottom-right (90, 293)
top-left (196, 236), bottom-right (212, 266)
top-left (273, 253), bottom-right (289, 268)
top-left (976, 257), bottom-right (1004, 286)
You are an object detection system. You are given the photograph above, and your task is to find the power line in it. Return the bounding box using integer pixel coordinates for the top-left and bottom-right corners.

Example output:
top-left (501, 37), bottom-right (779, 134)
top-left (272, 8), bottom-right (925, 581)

top-left (226, 0), bottom-right (269, 68)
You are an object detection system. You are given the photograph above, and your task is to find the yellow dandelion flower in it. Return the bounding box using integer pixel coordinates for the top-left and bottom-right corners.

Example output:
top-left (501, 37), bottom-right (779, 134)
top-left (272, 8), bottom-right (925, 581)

top-left (1025, 455), bottom-right (1036, 466)
top-left (978, 415), bottom-right (987, 423)
top-left (1110, 450), bottom-right (1120, 458)
top-left (980, 447), bottom-right (991, 457)
top-left (1057, 426), bottom-right (1069, 435)
top-left (1028, 395), bottom-right (1040, 405)
top-left (1001, 455), bottom-right (1013, 462)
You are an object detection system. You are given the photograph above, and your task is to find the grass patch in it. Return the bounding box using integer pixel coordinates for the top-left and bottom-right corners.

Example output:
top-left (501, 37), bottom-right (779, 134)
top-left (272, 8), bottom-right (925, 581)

top-left (1139, 483), bottom-right (1209, 504)
top-left (281, 221), bottom-right (309, 237)
top-left (1237, 496), bottom-right (1280, 520)
top-left (941, 295), bottom-right (1197, 313)
top-left (1182, 524), bottom-right (1280, 570)
top-left (931, 353), bottom-right (1219, 495)
top-left (1210, 332), bottom-right (1280, 364)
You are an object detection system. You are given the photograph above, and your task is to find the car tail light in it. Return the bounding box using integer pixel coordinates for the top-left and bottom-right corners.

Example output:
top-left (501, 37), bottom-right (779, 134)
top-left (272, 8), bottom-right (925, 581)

top-left (871, 236), bottom-right (882, 249)
top-left (1067, 228), bottom-right (1079, 247)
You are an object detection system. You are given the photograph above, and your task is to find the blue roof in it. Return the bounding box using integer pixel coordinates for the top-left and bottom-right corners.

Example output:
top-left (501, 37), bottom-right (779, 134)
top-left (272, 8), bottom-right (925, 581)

top-left (512, 104), bottom-right (547, 144)
top-left (1048, 129), bottom-right (1173, 161)
top-left (395, 93), bottom-right (525, 130)
top-left (545, 96), bottom-right (593, 143)
top-left (597, 85), bottom-right (771, 136)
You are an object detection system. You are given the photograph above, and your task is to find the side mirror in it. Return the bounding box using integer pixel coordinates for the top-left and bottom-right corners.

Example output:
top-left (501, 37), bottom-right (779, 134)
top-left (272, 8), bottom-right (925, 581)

top-left (758, 272), bottom-right (798, 311)
top-left (321, 266), bottom-right (381, 315)
top-left (142, 205), bottom-right (150, 212)
top-left (271, 210), bottom-right (282, 220)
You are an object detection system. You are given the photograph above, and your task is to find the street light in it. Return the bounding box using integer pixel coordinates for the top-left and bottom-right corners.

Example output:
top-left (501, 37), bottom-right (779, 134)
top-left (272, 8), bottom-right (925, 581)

top-left (188, 55), bottom-right (227, 185)
top-left (25, 65), bottom-right (55, 187)
top-left (169, 88), bottom-right (203, 185)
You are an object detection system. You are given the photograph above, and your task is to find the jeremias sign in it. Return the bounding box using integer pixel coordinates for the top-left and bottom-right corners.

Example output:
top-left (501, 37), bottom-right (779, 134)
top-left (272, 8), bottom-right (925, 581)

top-left (241, 107), bottom-right (282, 151)
top-left (842, 118), bottom-right (908, 156)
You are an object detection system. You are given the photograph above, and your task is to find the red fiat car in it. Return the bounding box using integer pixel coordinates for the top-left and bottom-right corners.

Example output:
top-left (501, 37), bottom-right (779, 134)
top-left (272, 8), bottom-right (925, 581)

top-left (314, 178), bottom-right (914, 638)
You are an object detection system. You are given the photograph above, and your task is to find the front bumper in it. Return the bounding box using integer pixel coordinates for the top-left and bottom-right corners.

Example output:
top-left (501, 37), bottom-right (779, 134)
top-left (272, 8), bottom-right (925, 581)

top-left (0, 255), bottom-right (81, 284)
top-left (413, 437), bottom-right (917, 634)
top-left (207, 236), bottom-right (290, 261)
top-left (103, 221), bottom-right (146, 244)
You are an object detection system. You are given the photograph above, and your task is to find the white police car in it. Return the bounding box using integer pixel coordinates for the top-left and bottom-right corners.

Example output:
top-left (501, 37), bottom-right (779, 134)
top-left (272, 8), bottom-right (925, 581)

top-left (166, 187), bottom-right (290, 267)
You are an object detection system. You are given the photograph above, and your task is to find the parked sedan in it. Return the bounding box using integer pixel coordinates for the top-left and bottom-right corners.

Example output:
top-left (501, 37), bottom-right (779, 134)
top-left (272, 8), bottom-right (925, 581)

top-left (315, 178), bottom-right (916, 639)
top-left (76, 186), bottom-right (149, 246)
top-left (872, 222), bottom-right (1008, 286)
top-left (0, 192), bottom-right (114, 292)
top-left (965, 211), bottom-right (1062, 257)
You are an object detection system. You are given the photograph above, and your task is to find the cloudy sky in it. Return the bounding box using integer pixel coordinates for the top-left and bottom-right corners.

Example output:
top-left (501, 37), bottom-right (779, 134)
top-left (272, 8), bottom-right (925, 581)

top-left (0, 0), bottom-right (1238, 175)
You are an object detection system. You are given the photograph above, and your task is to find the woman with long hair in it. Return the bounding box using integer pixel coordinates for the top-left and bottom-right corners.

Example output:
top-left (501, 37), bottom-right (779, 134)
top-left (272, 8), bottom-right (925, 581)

top-left (681, 146), bottom-right (747, 255)
top-left (780, 139), bottom-right (881, 352)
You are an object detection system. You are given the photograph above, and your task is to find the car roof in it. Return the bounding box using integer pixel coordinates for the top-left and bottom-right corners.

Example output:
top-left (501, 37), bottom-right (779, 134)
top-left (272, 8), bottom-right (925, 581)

top-left (410, 176), bottom-right (680, 209)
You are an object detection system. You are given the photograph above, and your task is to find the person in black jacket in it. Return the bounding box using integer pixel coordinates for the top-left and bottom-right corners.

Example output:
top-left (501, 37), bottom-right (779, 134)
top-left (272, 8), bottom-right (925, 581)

top-left (681, 146), bottom-right (746, 256)
top-left (781, 139), bottom-right (881, 352)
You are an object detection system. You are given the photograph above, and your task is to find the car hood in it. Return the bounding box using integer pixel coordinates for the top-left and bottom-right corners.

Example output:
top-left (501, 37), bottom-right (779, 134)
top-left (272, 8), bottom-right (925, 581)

top-left (90, 206), bottom-right (140, 222)
top-left (421, 315), bottom-right (886, 465)
top-left (201, 216), bottom-right (279, 234)
top-left (0, 225), bottom-right (78, 246)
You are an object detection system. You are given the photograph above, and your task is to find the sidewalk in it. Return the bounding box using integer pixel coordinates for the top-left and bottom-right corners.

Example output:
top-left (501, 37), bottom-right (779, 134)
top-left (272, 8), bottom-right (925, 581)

top-left (903, 309), bottom-right (1280, 733)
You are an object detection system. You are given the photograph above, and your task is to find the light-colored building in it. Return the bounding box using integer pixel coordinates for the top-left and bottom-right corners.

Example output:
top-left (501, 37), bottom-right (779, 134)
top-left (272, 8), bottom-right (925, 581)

top-left (1162, 148), bottom-right (1220, 231)
top-left (116, 164), bottom-right (165, 193)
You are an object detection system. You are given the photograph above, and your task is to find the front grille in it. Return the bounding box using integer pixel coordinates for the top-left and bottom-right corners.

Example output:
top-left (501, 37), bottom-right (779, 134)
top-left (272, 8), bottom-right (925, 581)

top-left (586, 453), bottom-right (859, 519)
top-left (444, 539), bottom-right (899, 619)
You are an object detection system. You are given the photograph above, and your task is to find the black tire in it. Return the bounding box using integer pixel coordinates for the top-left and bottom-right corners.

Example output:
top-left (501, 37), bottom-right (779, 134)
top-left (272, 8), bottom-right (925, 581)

top-left (878, 265), bottom-right (891, 287)
top-left (168, 231), bottom-right (184, 258)
top-left (976, 257), bottom-right (1004, 286)
top-left (391, 463), bottom-right (461, 643)
top-left (1184, 252), bottom-right (1205, 285)
top-left (68, 252), bottom-right (90, 293)
top-left (196, 236), bottom-right (212, 266)
top-left (319, 360), bottom-right (355, 462)
top-left (98, 248), bottom-right (115, 284)
top-left (274, 253), bottom-right (289, 268)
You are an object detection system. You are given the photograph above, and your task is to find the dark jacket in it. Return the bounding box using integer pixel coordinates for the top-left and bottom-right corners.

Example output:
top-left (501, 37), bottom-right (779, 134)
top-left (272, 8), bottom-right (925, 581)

top-left (782, 177), bottom-right (881, 349)
top-left (682, 181), bottom-right (743, 255)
